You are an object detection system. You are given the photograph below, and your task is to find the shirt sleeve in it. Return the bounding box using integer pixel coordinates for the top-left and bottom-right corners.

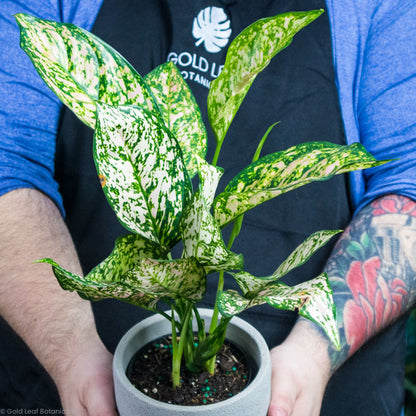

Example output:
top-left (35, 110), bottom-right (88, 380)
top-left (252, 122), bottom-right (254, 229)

top-left (355, 0), bottom-right (416, 212)
top-left (0, 0), bottom-right (102, 215)
top-left (327, 0), bottom-right (416, 213)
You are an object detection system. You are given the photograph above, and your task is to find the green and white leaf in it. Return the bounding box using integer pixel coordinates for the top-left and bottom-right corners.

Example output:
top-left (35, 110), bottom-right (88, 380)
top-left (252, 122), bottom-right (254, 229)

top-left (15, 13), bottom-right (156, 129)
top-left (94, 103), bottom-right (192, 248)
top-left (218, 273), bottom-right (340, 349)
top-left (127, 257), bottom-right (206, 303)
top-left (145, 62), bottom-right (208, 177)
top-left (272, 229), bottom-right (342, 280)
top-left (217, 290), bottom-right (248, 318)
top-left (231, 229), bottom-right (342, 295)
top-left (87, 31), bottom-right (155, 110)
top-left (196, 156), bottom-right (224, 207)
top-left (230, 271), bottom-right (275, 298)
top-left (37, 234), bottom-right (167, 309)
top-left (37, 255), bottom-right (206, 308)
top-left (214, 142), bottom-right (387, 227)
top-left (180, 191), bottom-right (243, 273)
top-left (265, 273), bottom-right (340, 349)
top-left (37, 258), bottom-right (160, 310)
top-left (87, 234), bottom-right (168, 283)
top-left (207, 10), bottom-right (323, 145)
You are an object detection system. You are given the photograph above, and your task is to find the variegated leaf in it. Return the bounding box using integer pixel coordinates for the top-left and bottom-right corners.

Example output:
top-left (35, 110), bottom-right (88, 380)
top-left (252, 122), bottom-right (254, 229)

top-left (36, 258), bottom-right (161, 310)
top-left (15, 13), bottom-right (156, 129)
top-left (230, 229), bottom-right (342, 295)
top-left (180, 191), bottom-right (243, 273)
top-left (144, 62), bottom-right (208, 177)
top-left (87, 31), bottom-right (155, 110)
top-left (214, 142), bottom-right (387, 227)
top-left (207, 10), bottom-right (323, 144)
top-left (87, 234), bottom-right (168, 283)
top-left (38, 234), bottom-right (167, 309)
top-left (196, 156), bottom-right (224, 207)
top-left (127, 257), bottom-right (206, 303)
top-left (263, 273), bottom-right (340, 349)
top-left (37, 255), bottom-right (206, 307)
top-left (272, 229), bottom-right (342, 279)
top-left (217, 290), bottom-right (250, 317)
top-left (94, 103), bottom-right (192, 248)
top-left (231, 271), bottom-right (277, 297)
top-left (218, 273), bottom-right (340, 349)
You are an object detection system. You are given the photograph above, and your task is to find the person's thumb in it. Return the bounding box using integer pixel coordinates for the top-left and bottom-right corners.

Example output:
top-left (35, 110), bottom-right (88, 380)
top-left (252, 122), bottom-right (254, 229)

top-left (268, 348), bottom-right (299, 416)
top-left (268, 380), bottom-right (296, 416)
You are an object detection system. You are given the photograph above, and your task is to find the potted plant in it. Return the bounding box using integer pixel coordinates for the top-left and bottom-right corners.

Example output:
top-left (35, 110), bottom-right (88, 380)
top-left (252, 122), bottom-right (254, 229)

top-left (15, 9), bottom-right (386, 415)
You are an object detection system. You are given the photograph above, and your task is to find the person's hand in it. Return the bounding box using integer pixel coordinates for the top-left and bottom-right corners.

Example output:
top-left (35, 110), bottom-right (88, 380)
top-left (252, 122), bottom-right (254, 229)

top-left (54, 338), bottom-right (118, 416)
top-left (268, 320), bottom-right (332, 416)
top-left (0, 189), bottom-right (118, 415)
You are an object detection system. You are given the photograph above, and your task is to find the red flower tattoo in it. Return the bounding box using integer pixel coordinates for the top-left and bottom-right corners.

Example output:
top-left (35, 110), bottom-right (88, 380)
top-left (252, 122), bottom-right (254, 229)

top-left (343, 257), bottom-right (408, 353)
top-left (371, 195), bottom-right (416, 217)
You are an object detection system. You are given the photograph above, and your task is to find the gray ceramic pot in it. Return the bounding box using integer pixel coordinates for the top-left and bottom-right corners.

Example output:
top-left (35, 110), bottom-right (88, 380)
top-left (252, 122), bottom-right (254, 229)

top-left (113, 308), bottom-right (271, 416)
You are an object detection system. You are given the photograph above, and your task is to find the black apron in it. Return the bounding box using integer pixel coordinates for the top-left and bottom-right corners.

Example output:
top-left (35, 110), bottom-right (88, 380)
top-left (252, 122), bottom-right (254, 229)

top-left (0, 1), bottom-right (407, 414)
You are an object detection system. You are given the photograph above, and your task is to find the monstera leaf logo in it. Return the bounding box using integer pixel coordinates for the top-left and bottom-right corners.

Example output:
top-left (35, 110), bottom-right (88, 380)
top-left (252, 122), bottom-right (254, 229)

top-left (192, 7), bottom-right (232, 53)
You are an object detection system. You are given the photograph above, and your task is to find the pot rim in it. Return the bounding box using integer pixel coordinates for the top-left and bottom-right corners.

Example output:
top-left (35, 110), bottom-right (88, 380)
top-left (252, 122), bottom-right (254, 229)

top-left (113, 308), bottom-right (271, 411)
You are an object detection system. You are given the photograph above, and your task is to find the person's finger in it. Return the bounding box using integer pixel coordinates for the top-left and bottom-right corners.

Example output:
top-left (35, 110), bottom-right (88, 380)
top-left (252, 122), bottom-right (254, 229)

top-left (61, 398), bottom-right (88, 416)
top-left (268, 403), bottom-right (291, 416)
top-left (268, 381), bottom-right (297, 416)
top-left (268, 354), bottom-right (298, 416)
top-left (83, 375), bottom-right (119, 416)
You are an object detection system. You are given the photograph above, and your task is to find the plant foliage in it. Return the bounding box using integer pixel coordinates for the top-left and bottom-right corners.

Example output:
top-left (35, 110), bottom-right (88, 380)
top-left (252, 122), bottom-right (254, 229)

top-left (16, 10), bottom-right (387, 387)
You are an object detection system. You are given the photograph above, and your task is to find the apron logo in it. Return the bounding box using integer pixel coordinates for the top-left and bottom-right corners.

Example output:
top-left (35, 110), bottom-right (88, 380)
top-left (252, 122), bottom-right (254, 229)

top-left (192, 7), bottom-right (232, 53)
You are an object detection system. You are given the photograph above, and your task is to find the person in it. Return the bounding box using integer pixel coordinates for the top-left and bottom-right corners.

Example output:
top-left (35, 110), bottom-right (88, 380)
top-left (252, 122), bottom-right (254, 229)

top-left (1, 0), bottom-right (416, 415)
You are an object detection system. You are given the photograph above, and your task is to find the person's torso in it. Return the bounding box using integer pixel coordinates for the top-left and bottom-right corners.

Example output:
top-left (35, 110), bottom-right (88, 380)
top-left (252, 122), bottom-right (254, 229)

top-left (0, 1), bottom-right (407, 413)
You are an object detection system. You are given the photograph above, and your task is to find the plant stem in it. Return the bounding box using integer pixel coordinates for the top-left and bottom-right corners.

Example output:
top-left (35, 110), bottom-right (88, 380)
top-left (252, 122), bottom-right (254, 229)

top-left (252, 121), bottom-right (280, 163)
top-left (206, 217), bottom-right (243, 374)
top-left (193, 306), bottom-right (206, 342)
top-left (205, 122), bottom-right (275, 373)
top-left (171, 305), bottom-right (179, 382)
top-left (156, 308), bottom-right (174, 323)
top-left (171, 302), bottom-right (193, 388)
top-left (211, 140), bottom-right (223, 167)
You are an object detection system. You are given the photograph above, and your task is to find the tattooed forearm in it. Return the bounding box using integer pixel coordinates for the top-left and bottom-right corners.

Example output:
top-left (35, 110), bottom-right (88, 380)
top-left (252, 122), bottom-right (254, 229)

top-left (324, 194), bottom-right (416, 371)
